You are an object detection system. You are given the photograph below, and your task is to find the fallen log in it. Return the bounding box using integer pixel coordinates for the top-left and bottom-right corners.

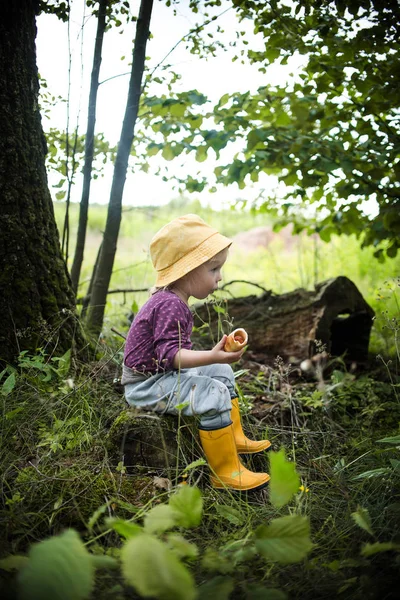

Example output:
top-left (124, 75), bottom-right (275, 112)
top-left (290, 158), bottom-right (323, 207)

top-left (192, 276), bottom-right (375, 364)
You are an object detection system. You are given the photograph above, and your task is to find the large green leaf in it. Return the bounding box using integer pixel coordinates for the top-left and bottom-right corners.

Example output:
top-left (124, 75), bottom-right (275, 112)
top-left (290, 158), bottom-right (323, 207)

top-left (164, 533), bottom-right (199, 560)
top-left (376, 435), bottom-right (400, 445)
top-left (121, 533), bottom-right (196, 600)
top-left (2, 372), bottom-right (16, 396)
top-left (351, 468), bottom-right (390, 481)
top-left (17, 530), bottom-right (94, 600)
top-left (351, 506), bottom-right (374, 536)
top-left (215, 504), bottom-right (245, 526)
top-left (197, 576), bottom-right (234, 599)
top-left (0, 555), bottom-right (29, 571)
top-left (269, 448), bottom-right (300, 508)
top-left (255, 515), bottom-right (313, 564)
top-left (361, 542), bottom-right (400, 557)
top-left (107, 518), bottom-right (142, 539)
top-left (144, 504), bottom-right (178, 534)
top-left (168, 485), bottom-right (203, 528)
top-left (246, 587), bottom-right (288, 600)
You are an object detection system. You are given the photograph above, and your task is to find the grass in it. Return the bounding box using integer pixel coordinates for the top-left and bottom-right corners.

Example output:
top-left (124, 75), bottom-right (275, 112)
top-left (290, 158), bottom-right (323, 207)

top-left (1, 200), bottom-right (399, 598)
top-left (1, 332), bottom-right (399, 598)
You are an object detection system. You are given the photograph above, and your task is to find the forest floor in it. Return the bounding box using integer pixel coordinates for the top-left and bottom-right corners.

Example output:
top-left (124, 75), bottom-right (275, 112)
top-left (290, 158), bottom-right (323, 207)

top-left (1, 333), bottom-right (399, 599)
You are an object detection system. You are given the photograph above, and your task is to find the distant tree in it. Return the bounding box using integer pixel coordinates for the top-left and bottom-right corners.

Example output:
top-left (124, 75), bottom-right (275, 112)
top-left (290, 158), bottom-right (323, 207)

top-left (85, 0), bottom-right (154, 334)
top-left (70, 0), bottom-right (108, 294)
top-left (0, 0), bottom-right (81, 366)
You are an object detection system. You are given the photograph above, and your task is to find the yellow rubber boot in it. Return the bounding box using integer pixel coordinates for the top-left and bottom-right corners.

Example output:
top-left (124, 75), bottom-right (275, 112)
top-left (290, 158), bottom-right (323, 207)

top-left (231, 398), bottom-right (271, 454)
top-left (199, 424), bottom-right (270, 491)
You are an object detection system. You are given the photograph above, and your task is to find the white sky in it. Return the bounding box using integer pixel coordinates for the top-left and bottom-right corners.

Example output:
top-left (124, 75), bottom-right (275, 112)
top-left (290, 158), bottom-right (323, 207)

top-left (36, 0), bottom-right (303, 208)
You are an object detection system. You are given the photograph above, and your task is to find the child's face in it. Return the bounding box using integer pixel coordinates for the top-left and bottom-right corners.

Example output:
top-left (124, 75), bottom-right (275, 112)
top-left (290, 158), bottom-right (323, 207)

top-left (182, 248), bottom-right (228, 300)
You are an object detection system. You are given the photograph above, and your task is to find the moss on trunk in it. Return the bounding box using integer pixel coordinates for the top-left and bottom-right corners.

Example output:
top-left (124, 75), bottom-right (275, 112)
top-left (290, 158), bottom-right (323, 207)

top-left (0, 1), bottom-right (83, 366)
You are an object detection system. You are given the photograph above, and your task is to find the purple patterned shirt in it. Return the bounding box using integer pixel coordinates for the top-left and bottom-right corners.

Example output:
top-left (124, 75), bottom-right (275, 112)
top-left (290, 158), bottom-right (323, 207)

top-left (123, 290), bottom-right (193, 374)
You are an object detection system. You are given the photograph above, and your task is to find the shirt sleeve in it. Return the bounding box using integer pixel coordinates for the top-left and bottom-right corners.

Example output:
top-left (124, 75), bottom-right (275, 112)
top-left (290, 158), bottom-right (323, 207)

top-left (151, 297), bottom-right (192, 370)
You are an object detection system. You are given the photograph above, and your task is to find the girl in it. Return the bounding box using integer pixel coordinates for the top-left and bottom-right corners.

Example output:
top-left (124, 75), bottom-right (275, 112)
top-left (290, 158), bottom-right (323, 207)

top-left (122, 214), bottom-right (271, 491)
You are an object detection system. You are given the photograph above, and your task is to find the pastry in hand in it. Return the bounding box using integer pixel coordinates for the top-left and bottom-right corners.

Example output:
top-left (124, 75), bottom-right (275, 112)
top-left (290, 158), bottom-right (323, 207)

top-left (224, 328), bottom-right (248, 352)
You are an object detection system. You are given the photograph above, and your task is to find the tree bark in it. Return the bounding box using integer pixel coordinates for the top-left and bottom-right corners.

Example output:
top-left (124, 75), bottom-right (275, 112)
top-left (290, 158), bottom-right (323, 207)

top-left (85, 0), bottom-right (154, 335)
top-left (0, 0), bottom-right (81, 366)
top-left (192, 276), bottom-right (375, 363)
top-left (70, 0), bottom-right (108, 294)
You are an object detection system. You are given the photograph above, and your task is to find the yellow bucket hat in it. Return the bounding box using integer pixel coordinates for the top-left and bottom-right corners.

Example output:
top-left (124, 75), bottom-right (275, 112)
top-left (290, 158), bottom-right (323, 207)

top-left (150, 214), bottom-right (232, 287)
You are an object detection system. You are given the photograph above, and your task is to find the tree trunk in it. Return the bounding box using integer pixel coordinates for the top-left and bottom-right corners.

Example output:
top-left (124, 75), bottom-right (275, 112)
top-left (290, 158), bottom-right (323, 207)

top-left (192, 276), bottom-right (375, 364)
top-left (0, 0), bottom-right (81, 366)
top-left (70, 0), bottom-right (108, 294)
top-left (85, 0), bottom-right (154, 335)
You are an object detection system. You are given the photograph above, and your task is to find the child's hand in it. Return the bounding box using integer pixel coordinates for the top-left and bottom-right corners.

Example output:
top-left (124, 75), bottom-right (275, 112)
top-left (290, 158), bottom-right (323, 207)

top-left (211, 335), bottom-right (245, 364)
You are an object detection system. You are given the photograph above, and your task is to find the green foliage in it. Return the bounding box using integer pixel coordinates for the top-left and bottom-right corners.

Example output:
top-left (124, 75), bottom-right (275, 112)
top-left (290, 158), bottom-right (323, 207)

top-left (351, 506), bottom-right (374, 536)
top-left (135, 1), bottom-right (400, 259)
top-left (17, 530), bottom-right (95, 600)
top-left (38, 1), bottom-right (70, 21)
top-left (121, 534), bottom-right (197, 600)
top-left (3, 480), bottom-right (313, 600)
top-left (361, 541), bottom-right (400, 557)
top-left (255, 515), bottom-right (313, 564)
top-left (3, 455), bottom-right (312, 599)
top-left (1, 348), bottom-right (71, 400)
top-left (269, 448), bottom-right (301, 508)
top-left (44, 128), bottom-right (117, 200)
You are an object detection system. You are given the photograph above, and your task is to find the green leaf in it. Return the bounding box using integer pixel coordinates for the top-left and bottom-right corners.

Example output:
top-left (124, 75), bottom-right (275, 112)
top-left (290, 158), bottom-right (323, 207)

top-left (169, 102), bottom-right (186, 118)
top-left (389, 459), bottom-right (400, 472)
top-left (162, 144), bottom-right (175, 161)
top-left (54, 348), bottom-right (71, 378)
top-left (147, 143), bottom-right (160, 156)
top-left (361, 542), bottom-right (400, 557)
top-left (2, 372), bottom-right (16, 396)
top-left (186, 90), bottom-right (207, 105)
top-left (351, 468), bottom-right (390, 481)
top-left (182, 458), bottom-right (207, 472)
top-left (6, 405), bottom-right (24, 420)
top-left (107, 518), bottom-right (142, 540)
top-left (195, 146), bottom-right (208, 162)
top-left (197, 575), bottom-right (234, 599)
top-left (90, 555), bottom-right (119, 569)
top-left (255, 515), bottom-right (313, 564)
top-left (164, 534), bottom-right (199, 560)
top-left (17, 530), bottom-right (94, 600)
top-left (351, 506), bottom-right (374, 536)
top-left (215, 504), bottom-right (244, 526)
top-left (376, 435), bottom-right (400, 445)
top-left (265, 47), bottom-right (281, 63)
top-left (168, 485), bottom-right (203, 528)
top-left (269, 448), bottom-right (300, 508)
top-left (144, 504), bottom-right (178, 534)
top-left (0, 555), bottom-right (29, 571)
top-left (213, 305), bottom-right (226, 314)
top-left (121, 533), bottom-right (196, 600)
top-left (218, 93), bottom-right (230, 107)
top-left (246, 587), bottom-right (288, 600)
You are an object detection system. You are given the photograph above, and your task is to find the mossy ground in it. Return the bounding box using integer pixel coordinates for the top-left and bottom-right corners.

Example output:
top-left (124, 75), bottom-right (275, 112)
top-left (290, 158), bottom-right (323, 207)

top-left (1, 339), bottom-right (399, 599)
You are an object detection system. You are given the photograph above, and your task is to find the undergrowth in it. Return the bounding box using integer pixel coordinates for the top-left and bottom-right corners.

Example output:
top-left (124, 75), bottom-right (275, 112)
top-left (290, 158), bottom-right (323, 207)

top-left (1, 284), bottom-right (400, 599)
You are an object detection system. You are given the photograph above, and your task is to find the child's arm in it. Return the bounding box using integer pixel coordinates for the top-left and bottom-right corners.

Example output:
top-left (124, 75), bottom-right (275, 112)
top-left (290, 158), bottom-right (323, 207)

top-left (172, 335), bottom-right (244, 369)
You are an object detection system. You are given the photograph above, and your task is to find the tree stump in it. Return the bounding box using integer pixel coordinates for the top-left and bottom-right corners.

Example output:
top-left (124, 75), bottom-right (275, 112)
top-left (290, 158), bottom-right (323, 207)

top-left (192, 276), bottom-right (375, 364)
top-left (106, 408), bottom-right (201, 474)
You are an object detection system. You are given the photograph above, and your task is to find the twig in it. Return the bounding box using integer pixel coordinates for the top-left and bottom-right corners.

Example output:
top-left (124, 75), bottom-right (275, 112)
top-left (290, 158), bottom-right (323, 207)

top-left (111, 327), bottom-right (127, 340)
top-left (220, 280), bottom-right (271, 294)
top-left (77, 287), bottom-right (149, 304)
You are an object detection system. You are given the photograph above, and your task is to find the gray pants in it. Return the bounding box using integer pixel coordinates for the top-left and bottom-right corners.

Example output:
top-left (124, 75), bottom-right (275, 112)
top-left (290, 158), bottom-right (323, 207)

top-left (124, 364), bottom-right (236, 430)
